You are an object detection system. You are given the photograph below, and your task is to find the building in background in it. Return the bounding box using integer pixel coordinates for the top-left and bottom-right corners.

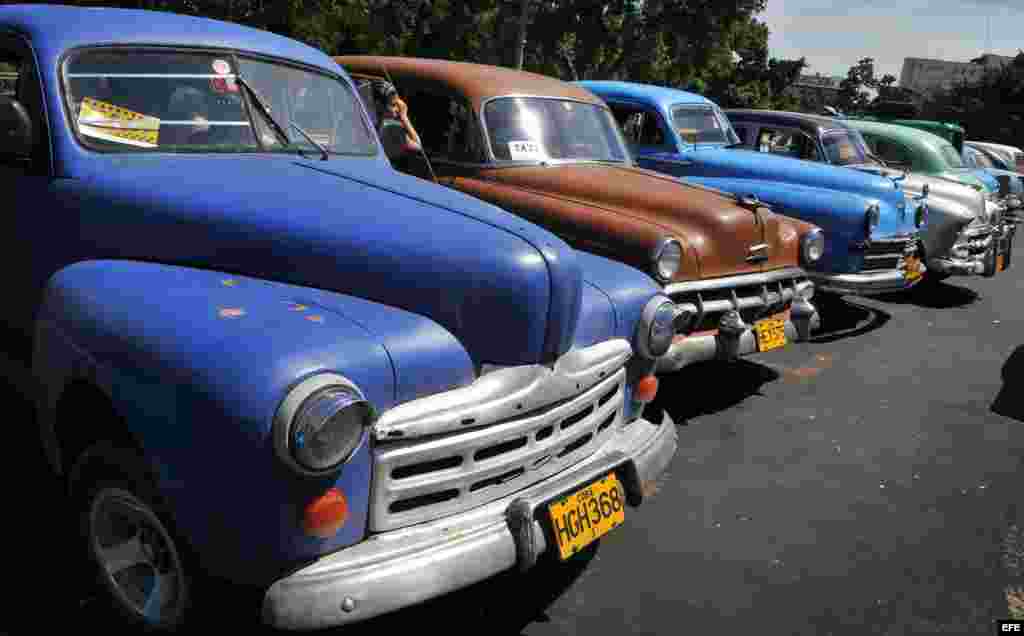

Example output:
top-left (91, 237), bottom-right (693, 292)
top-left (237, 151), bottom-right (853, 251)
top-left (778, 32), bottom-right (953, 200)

top-left (785, 73), bottom-right (844, 112)
top-left (899, 54), bottom-right (1014, 97)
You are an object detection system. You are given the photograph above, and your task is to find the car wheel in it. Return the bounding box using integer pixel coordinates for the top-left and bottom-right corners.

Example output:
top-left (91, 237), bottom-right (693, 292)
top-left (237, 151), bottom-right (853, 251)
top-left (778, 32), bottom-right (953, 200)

top-left (74, 444), bottom-right (191, 631)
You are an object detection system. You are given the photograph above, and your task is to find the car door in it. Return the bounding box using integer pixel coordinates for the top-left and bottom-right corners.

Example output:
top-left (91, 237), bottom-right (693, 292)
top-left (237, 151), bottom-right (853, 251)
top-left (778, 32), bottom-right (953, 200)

top-left (0, 32), bottom-right (53, 357)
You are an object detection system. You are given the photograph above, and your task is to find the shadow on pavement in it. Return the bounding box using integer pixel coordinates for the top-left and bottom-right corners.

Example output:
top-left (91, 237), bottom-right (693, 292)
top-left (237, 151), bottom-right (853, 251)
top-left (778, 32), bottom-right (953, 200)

top-left (992, 345), bottom-right (1024, 424)
top-left (646, 359), bottom-right (780, 425)
top-left (810, 294), bottom-right (892, 344)
top-left (874, 279), bottom-right (980, 309)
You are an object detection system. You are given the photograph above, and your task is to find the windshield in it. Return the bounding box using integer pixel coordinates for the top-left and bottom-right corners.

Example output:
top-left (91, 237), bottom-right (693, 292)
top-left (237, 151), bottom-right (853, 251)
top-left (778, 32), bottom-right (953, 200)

top-left (64, 49), bottom-right (376, 155)
top-left (939, 142), bottom-right (966, 169)
top-left (670, 105), bottom-right (739, 145)
top-left (822, 131), bottom-right (869, 166)
top-left (483, 97), bottom-right (629, 162)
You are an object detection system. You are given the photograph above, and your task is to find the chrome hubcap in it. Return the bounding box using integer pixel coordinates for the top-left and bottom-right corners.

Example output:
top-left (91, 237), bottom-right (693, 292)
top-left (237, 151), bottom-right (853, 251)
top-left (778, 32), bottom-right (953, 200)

top-left (89, 488), bottom-right (185, 625)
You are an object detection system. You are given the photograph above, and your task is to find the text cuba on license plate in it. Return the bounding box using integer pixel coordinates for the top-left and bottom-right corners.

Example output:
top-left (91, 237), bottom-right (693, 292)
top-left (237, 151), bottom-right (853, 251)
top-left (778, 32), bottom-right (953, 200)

top-left (754, 317), bottom-right (787, 352)
top-left (547, 473), bottom-right (625, 560)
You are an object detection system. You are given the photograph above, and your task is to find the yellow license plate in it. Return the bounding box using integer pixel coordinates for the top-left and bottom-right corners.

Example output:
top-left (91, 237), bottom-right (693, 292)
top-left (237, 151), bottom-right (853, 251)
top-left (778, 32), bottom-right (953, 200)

top-left (903, 256), bottom-right (923, 282)
top-left (547, 473), bottom-right (625, 561)
top-left (998, 254), bottom-right (1006, 272)
top-left (754, 317), bottom-right (787, 352)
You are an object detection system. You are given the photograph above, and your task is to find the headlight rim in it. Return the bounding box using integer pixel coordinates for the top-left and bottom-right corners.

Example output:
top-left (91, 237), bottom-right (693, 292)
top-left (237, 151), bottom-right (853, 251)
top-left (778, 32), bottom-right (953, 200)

top-left (636, 295), bottom-right (677, 360)
top-left (651, 237), bottom-right (683, 283)
top-left (273, 373), bottom-right (373, 477)
top-left (800, 228), bottom-right (825, 265)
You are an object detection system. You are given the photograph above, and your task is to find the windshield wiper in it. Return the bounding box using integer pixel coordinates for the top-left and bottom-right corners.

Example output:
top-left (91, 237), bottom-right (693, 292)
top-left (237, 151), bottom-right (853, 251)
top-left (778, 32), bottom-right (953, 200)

top-left (289, 122), bottom-right (329, 161)
top-left (234, 72), bottom-right (310, 159)
top-left (722, 141), bottom-right (746, 149)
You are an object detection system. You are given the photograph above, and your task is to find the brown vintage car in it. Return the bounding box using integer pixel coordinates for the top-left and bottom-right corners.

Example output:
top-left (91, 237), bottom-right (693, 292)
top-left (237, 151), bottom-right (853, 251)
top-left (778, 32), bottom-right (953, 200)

top-left (337, 56), bottom-right (824, 372)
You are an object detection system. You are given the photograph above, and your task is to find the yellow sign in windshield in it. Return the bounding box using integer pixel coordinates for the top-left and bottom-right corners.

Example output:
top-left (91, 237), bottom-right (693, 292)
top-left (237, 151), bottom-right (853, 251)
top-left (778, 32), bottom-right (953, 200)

top-left (78, 97), bottom-right (160, 147)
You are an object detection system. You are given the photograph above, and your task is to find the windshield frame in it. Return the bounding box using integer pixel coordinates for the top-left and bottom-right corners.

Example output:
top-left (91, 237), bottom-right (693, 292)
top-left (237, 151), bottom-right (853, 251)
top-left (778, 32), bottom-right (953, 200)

top-left (668, 102), bottom-right (740, 147)
top-left (58, 44), bottom-right (380, 157)
top-left (479, 94), bottom-right (633, 167)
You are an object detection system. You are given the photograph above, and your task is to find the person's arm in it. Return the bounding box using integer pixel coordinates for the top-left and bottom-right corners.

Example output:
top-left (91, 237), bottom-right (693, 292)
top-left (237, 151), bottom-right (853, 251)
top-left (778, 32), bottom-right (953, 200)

top-left (393, 97), bottom-right (422, 150)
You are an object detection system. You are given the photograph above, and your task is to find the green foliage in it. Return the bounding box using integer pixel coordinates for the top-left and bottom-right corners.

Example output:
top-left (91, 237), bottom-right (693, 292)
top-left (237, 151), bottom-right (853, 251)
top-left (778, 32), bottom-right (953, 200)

top-left (32, 0), bottom-right (807, 109)
top-left (921, 51), bottom-right (1024, 148)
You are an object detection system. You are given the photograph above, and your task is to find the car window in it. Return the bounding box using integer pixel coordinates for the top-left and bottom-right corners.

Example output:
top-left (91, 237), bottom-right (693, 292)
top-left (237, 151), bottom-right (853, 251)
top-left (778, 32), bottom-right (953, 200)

top-left (670, 105), bottom-right (738, 145)
top-left (756, 127), bottom-right (821, 161)
top-left (484, 97), bottom-right (629, 163)
top-left (396, 87), bottom-right (485, 163)
top-left (967, 147), bottom-right (996, 169)
top-left (732, 123), bottom-right (752, 146)
top-left (869, 136), bottom-right (915, 169)
top-left (0, 43), bottom-right (47, 175)
top-left (608, 103), bottom-right (670, 148)
top-left (64, 48), bottom-right (377, 155)
top-left (822, 131), bottom-right (869, 166)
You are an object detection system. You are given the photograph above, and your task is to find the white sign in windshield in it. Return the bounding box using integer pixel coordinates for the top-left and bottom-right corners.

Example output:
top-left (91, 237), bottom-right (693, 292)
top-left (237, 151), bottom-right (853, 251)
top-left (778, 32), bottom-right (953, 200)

top-left (508, 140), bottom-right (547, 160)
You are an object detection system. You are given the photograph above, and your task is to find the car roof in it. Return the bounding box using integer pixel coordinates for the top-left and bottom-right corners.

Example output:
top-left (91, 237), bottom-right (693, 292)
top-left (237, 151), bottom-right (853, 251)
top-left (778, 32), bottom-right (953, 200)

top-left (337, 56), bottom-right (602, 110)
top-left (722, 109), bottom-right (853, 134)
top-left (0, 4), bottom-right (337, 73)
top-left (843, 118), bottom-right (952, 150)
top-left (574, 81), bottom-right (711, 110)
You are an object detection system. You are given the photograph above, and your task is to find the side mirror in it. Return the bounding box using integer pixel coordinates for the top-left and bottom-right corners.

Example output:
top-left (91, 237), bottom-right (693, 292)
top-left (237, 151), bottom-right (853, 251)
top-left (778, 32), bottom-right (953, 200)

top-left (0, 95), bottom-right (32, 159)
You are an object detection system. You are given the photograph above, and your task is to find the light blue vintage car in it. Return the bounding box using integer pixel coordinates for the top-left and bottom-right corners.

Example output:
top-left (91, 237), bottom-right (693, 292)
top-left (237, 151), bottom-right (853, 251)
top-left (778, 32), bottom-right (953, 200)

top-left (3, 5), bottom-right (678, 631)
top-left (579, 81), bottom-right (926, 296)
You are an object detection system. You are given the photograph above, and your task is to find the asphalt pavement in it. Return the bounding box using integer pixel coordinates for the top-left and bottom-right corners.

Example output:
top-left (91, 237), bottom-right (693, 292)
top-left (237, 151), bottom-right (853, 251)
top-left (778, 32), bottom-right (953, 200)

top-left (7, 270), bottom-right (1024, 636)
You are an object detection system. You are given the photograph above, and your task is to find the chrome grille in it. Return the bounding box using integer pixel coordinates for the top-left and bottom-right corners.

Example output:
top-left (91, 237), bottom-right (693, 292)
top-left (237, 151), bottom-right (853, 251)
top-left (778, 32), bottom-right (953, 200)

top-left (953, 223), bottom-right (993, 259)
top-left (664, 268), bottom-right (810, 333)
top-left (370, 350), bottom-right (630, 532)
top-left (861, 236), bottom-right (918, 272)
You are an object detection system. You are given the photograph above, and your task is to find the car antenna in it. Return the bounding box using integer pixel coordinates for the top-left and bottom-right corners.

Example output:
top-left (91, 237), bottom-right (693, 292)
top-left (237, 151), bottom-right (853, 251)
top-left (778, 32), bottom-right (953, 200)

top-left (380, 64), bottom-right (439, 185)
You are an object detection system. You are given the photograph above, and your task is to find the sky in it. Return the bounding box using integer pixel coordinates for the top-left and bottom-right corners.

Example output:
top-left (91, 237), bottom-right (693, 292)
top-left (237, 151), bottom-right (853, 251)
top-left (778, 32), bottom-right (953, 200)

top-left (760, 0), bottom-right (1024, 82)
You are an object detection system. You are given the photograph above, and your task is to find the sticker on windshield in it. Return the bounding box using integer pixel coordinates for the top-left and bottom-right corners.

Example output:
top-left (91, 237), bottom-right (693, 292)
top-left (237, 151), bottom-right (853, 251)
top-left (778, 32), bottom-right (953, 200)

top-left (508, 140), bottom-right (546, 160)
top-left (212, 59), bottom-right (231, 75)
top-left (678, 128), bottom-right (698, 144)
top-left (837, 143), bottom-right (854, 161)
top-left (78, 97), bottom-right (160, 147)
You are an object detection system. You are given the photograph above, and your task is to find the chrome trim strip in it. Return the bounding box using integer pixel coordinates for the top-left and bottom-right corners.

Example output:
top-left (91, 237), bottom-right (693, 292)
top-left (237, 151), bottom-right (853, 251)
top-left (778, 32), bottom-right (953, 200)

top-left (663, 267), bottom-right (806, 295)
top-left (373, 339), bottom-right (632, 441)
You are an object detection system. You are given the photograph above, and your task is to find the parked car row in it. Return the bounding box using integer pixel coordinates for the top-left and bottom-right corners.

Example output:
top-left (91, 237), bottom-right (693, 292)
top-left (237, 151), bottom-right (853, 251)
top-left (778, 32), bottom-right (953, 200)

top-left (2, 5), bottom-right (1019, 632)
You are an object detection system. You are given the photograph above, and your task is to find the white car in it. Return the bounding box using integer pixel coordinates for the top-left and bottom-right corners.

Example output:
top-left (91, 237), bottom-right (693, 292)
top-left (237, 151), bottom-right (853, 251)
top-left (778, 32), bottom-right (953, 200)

top-left (967, 141), bottom-right (1023, 173)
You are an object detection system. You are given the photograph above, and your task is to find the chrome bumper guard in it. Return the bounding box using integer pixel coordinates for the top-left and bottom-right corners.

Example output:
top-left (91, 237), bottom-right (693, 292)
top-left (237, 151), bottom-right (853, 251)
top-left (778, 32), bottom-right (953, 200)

top-left (655, 295), bottom-right (819, 374)
top-left (262, 413), bottom-right (678, 631)
top-left (930, 221), bottom-right (1015, 277)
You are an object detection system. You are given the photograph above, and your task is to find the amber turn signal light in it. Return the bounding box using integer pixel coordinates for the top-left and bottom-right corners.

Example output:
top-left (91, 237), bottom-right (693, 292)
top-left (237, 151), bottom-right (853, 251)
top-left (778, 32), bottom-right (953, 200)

top-left (635, 375), bottom-right (659, 403)
top-left (303, 487), bottom-right (349, 538)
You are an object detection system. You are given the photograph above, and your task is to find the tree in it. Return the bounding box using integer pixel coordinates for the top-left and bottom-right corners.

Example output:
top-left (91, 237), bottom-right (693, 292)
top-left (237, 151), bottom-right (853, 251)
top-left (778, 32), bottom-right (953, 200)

top-left (836, 57), bottom-right (878, 113)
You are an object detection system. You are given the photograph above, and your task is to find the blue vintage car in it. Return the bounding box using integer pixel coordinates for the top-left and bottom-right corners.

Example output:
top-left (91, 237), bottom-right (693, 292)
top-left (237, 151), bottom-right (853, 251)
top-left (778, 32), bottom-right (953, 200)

top-left (3, 5), bottom-right (678, 630)
top-left (579, 81), bottom-right (927, 296)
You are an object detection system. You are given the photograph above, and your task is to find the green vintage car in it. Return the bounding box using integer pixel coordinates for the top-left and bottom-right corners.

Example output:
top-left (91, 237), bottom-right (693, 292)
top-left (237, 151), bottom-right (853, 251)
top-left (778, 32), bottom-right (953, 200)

top-left (846, 119), bottom-right (1003, 195)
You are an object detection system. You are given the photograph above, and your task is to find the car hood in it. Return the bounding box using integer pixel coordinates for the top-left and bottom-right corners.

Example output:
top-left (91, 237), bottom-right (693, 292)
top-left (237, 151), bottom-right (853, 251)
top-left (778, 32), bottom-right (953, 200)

top-left (656, 147), bottom-right (909, 209)
top-left (63, 155), bottom-right (587, 367)
top-left (462, 162), bottom-right (804, 280)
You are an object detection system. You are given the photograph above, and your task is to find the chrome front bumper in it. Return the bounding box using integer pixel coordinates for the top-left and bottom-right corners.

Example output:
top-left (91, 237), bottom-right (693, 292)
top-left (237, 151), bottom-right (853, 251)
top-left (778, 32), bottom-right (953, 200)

top-left (930, 221), bottom-right (1016, 277)
top-left (655, 297), bottom-right (819, 374)
top-left (262, 413), bottom-right (677, 631)
top-left (810, 265), bottom-right (924, 296)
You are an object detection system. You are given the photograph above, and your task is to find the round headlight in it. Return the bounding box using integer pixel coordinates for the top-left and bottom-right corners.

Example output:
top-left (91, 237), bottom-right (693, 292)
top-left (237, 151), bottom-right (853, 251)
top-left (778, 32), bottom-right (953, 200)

top-left (651, 238), bottom-right (683, 282)
top-left (800, 228), bottom-right (825, 265)
top-left (274, 375), bottom-right (372, 475)
top-left (914, 202), bottom-right (928, 229)
top-left (865, 203), bottom-right (881, 231)
top-left (636, 296), bottom-right (677, 359)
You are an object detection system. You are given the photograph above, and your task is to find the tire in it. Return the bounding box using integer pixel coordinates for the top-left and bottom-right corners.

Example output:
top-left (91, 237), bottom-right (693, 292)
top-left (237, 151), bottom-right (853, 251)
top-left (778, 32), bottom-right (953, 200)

top-left (72, 443), bottom-right (193, 631)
